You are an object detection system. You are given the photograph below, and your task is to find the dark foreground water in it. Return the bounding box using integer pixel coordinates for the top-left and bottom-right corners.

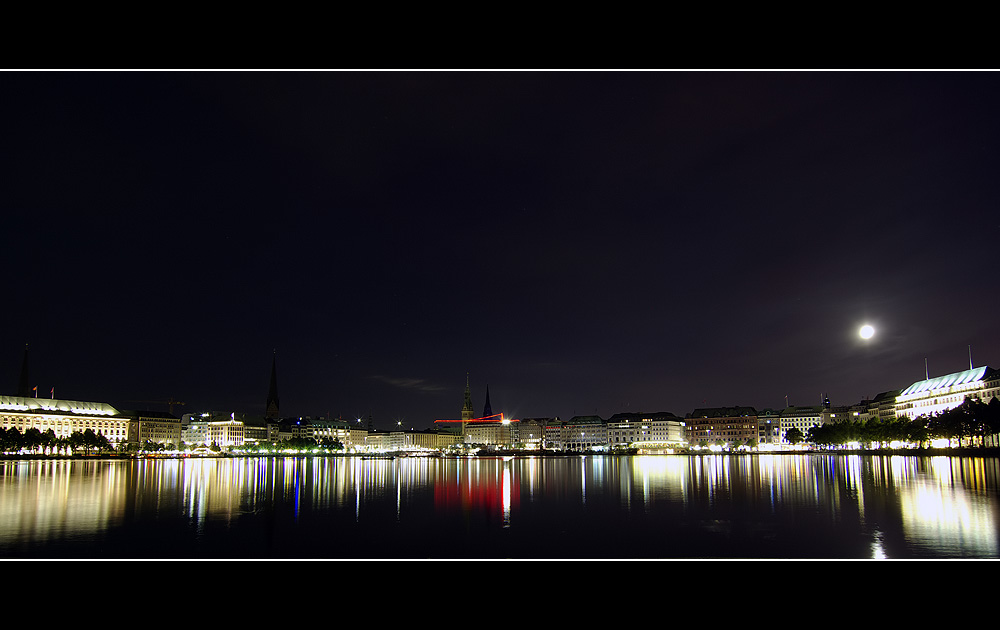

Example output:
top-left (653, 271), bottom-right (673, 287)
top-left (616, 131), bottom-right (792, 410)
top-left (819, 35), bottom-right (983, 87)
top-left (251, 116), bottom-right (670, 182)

top-left (1, 454), bottom-right (997, 559)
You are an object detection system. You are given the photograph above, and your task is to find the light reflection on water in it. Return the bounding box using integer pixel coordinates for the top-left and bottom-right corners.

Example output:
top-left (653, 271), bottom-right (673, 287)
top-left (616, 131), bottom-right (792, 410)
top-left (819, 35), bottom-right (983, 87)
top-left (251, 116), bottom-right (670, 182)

top-left (0, 454), bottom-right (997, 559)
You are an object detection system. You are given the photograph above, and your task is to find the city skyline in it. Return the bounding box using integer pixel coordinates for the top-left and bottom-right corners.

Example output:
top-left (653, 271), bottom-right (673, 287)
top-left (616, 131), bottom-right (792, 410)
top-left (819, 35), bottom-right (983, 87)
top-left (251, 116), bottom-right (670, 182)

top-left (7, 334), bottom-right (993, 430)
top-left (2, 71), bottom-right (999, 428)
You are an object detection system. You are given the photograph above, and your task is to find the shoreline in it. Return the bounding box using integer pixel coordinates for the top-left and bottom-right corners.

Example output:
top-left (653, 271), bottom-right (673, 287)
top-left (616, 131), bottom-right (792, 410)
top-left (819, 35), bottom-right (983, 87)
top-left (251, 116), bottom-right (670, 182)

top-left (3, 447), bottom-right (1000, 461)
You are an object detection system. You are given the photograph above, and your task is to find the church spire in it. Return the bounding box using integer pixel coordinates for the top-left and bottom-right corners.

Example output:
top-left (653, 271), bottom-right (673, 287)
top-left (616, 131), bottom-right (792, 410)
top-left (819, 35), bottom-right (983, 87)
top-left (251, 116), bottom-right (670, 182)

top-left (483, 384), bottom-right (493, 419)
top-left (266, 350), bottom-right (280, 419)
top-left (461, 373), bottom-right (474, 421)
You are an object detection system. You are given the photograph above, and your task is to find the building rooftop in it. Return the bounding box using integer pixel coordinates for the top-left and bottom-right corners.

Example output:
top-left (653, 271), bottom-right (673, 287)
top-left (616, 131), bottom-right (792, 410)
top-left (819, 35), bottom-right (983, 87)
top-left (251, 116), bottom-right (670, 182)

top-left (870, 389), bottom-right (902, 403)
top-left (566, 415), bottom-right (604, 425)
top-left (120, 409), bottom-right (178, 420)
top-left (688, 406), bottom-right (758, 419)
top-left (607, 411), bottom-right (682, 423)
top-left (780, 406), bottom-right (825, 416)
top-left (0, 395), bottom-right (121, 416)
top-left (899, 366), bottom-right (996, 397)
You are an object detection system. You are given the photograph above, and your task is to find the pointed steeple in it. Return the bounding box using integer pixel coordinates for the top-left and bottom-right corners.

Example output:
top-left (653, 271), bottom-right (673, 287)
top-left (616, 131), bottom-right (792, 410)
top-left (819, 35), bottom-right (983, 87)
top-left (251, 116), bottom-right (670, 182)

top-left (461, 373), bottom-right (474, 421)
top-left (266, 351), bottom-right (280, 419)
top-left (17, 344), bottom-right (30, 398)
top-left (483, 384), bottom-right (493, 419)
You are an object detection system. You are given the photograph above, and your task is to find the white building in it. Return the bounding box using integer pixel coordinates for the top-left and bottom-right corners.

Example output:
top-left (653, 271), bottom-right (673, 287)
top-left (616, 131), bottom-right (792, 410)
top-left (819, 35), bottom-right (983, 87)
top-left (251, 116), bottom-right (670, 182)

top-left (606, 412), bottom-right (687, 451)
top-left (779, 406), bottom-right (824, 443)
top-left (545, 416), bottom-right (607, 451)
top-left (895, 366), bottom-right (1000, 420)
top-left (465, 419), bottom-right (513, 447)
top-left (182, 414), bottom-right (245, 450)
top-left (512, 417), bottom-right (551, 450)
top-left (0, 395), bottom-right (130, 448)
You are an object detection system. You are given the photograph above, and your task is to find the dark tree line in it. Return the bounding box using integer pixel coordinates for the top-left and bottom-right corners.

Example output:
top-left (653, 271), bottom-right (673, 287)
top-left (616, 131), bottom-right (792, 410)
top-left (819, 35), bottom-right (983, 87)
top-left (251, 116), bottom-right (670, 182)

top-left (806, 396), bottom-right (1000, 449)
top-left (0, 427), bottom-right (114, 455)
top-left (925, 396), bottom-right (1000, 447)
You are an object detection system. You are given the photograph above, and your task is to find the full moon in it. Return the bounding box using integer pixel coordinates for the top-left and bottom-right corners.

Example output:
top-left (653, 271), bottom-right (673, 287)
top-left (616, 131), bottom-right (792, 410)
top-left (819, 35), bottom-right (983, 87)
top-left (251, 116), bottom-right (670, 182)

top-left (859, 324), bottom-right (875, 339)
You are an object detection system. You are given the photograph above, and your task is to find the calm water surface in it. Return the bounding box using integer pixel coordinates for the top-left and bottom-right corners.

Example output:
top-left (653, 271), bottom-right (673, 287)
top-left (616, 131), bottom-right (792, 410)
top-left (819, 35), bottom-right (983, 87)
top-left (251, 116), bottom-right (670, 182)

top-left (1, 454), bottom-right (998, 559)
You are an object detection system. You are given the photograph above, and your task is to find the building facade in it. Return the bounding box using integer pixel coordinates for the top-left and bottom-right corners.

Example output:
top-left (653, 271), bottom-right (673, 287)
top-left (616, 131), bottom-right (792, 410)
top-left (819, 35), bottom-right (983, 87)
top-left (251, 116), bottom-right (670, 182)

top-left (182, 413), bottom-right (246, 450)
top-left (606, 412), bottom-right (687, 451)
top-left (895, 366), bottom-right (1000, 420)
top-left (465, 419), bottom-right (513, 447)
top-left (0, 395), bottom-right (130, 448)
top-left (685, 407), bottom-right (759, 448)
top-left (512, 417), bottom-right (553, 450)
top-left (545, 416), bottom-right (606, 451)
top-left (779, 406), bottom-right (824, 443)
top-left (867, 390), bottom-right (900, 422)
top-left (123, 410), bottom-right (181, 448)
top-left (362, 429), bottom-right (458, 452)
top-left (756, 409), bottom-right (782, 447)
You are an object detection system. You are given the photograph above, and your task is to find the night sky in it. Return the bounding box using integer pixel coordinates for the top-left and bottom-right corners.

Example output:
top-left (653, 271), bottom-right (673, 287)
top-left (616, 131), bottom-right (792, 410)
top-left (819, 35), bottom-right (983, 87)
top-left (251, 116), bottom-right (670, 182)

top-left (3, 71), bottom-right (999, 429)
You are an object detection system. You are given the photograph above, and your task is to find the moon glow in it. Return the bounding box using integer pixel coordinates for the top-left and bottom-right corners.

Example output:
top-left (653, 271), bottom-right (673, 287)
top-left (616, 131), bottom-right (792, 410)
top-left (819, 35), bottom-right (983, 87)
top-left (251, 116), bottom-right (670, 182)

top-left (859, 324), bottom-right (875, 339)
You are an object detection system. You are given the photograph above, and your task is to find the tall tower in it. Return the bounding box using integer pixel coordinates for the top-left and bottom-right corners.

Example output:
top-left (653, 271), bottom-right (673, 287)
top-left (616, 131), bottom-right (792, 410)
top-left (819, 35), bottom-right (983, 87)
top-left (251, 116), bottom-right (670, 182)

top-left (17, 344), bottom-right (30, 398)
top-left (266, 351), bottom-right (280, 419)
top-left (461, 373), bottom-right (474, 435)
top-left (483, 384), bottom-right (494, 420)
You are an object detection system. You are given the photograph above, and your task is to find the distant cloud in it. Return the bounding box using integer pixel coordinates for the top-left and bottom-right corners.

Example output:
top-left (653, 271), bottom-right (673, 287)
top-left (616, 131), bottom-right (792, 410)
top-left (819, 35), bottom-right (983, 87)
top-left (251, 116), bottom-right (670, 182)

top-left (371, 375), bottom-right (447, 393)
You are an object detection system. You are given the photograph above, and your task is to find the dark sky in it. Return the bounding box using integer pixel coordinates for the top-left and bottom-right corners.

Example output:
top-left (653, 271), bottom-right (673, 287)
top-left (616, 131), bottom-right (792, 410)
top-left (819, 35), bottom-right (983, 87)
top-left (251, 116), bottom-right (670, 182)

top-left (3, 71), bottom-right (999, 429)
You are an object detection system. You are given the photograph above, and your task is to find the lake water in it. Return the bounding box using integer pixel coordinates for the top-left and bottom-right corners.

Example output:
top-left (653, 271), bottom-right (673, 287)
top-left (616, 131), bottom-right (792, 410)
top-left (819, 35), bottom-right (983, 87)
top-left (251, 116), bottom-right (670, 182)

top-left (1, 454), bottom-right (997, 559)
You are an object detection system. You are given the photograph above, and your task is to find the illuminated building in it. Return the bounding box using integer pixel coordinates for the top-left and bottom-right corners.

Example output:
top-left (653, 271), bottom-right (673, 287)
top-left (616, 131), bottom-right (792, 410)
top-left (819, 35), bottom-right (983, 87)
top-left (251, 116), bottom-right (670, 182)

top-left (310, 419), bottom-right (356, 447)
top-left (122, 409), bottom-right (181, 448)
top-left (348, 423), bottom-right (369, 450)
top-left (276, 417), bottom-right (341, 442)
top-left (867, 389), bottom-right (900, 422)
top-left (778, 406), bottom-right (824, 443)
top-left (895, 366), bottom-right (1000, 420)
top-left (0, 395), bottom-right (130, 447)
top-left (364, 428), bottom-right (458, 452)
top-left (544, 416), bottom-right (606, 451)
top-left (465, 417), bottom-right (512, 447)
top-left (397, 429), bottom-right (457, 450)
top-left (512, 417), bottom-right (553, 449)
top-left (241, 417), bottom-right (269, 445)
top-left (756, 409), bottom-right (782, 446)
top-left (462, 384), bottom-right (514, 447)
top-left (364, 430), bottom-right (387, 451)
top-left (606, 412), bottom-right (687, 451)
top-left (685, 407), bottom-right (759, 448)
top-left (279, 417), bottom-right (366, 448)
top-left (182, 412), bottom-right (245, 449)
top-left (207, 419), bottom-right (244, 449)
top-left (432, 429), bottom-right (461, 449)
top-left (821, 403), bottom-right (868, 426)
